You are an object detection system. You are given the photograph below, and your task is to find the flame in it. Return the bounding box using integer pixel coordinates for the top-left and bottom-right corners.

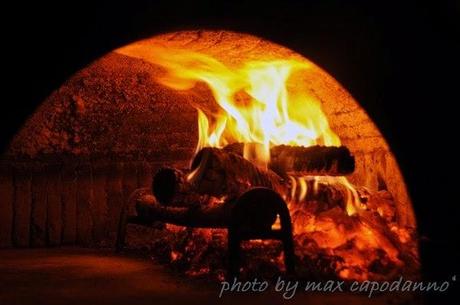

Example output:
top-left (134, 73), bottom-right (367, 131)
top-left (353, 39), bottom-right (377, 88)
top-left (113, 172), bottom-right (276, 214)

top-left (288, 175), bottom-right (360, 216)
top-left (123, 45), bottom-right (361, 214)
top-left (118, 42), bottom-right (361, 219)
top-left (117, 43), bottom-right (415, 281)
top-left (116, 45), bottom-right (339, 166)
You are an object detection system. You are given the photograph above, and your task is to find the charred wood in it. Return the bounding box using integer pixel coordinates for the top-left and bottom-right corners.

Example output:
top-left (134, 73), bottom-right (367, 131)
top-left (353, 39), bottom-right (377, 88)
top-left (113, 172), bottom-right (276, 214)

top-left (224, 143), bottom-right (355, 176)
top-left (189, 147), bottom-right (286, 198)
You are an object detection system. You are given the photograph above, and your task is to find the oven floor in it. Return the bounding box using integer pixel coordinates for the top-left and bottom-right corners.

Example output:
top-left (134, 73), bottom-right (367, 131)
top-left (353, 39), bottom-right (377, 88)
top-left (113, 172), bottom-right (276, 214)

top-left (0, 248), bottom-right (417, 305)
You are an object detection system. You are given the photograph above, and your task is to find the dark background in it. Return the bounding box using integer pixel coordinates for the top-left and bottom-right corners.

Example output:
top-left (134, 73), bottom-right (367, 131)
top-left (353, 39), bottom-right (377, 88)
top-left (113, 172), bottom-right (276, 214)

top-left (2, 0), bottom-right (459, 298)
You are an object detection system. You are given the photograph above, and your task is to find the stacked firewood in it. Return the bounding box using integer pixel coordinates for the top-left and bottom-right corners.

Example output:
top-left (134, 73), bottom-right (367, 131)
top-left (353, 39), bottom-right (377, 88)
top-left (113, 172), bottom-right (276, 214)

top-left (135, 144), bottom-right (355, 229)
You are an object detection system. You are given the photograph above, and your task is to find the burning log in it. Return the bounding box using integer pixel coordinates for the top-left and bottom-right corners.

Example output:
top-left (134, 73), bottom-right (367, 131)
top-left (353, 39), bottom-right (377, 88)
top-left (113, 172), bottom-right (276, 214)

top-left (131, 188), bottom-right (281, 230)
top-left (224, 143), bottom-right (355, 176)
top-left (152, 167), bottom-right (210, 206)
top-left (122, 187), bottom-right (232, 229)
top-left (152, 148), bottom-right (287, 205)
top-left (190, 147), bottom-right (286, 197)
top-left (153, 148), bottom-right (356, 211)
top-left (137, 199), bottom-right (232, 228)
top-left (151, 167), bottom-right (186, 206)
top-left (271, 145), bottom-right (355, 176)
top-left (288, 176), bottom-right (354, 213)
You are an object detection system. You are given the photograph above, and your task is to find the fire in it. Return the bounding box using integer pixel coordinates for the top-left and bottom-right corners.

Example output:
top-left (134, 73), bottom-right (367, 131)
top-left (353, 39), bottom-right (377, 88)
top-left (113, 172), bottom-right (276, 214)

top-left (117, 42), bottom-right (417, 281)
top-left (117, 45), bottom-right (359, 210)
top-left (116, 45), bottom-right (340, 167)
top-left (288, 176), bottom-right (361, 216)
top-left (123, 45), bottom-right (360, 215)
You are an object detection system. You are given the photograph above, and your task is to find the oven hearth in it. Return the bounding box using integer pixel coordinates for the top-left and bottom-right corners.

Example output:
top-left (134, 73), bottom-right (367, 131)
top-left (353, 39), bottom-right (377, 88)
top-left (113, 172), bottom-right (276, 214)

top-left (1, 30), bottom-right (419, 284)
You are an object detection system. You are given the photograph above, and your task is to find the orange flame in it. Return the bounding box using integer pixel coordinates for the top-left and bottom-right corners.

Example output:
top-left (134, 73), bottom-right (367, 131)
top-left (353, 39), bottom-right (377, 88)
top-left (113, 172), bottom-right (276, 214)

top-left (116, 45), bottom-right (340, 167)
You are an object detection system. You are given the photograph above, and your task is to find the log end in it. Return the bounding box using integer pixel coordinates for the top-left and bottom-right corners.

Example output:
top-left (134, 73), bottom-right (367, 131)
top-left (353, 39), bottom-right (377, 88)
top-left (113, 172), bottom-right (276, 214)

top-left (152, 167), bottom-right (179, 204)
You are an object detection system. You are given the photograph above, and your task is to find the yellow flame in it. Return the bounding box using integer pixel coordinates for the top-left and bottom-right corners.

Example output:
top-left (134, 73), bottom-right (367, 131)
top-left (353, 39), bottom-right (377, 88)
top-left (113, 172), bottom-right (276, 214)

top-left (339, 176), bottom-right (359, 215)
top-left (289, 176), bottom-right (360, 216)
top-left (116, 44), bottom-right (340, 166)
top-left (289, 175), bottom-right (297, 201)
top-left (117, 44), bottom-right (361, 214)
top-left (298, 177), bottom-right (308, 202)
